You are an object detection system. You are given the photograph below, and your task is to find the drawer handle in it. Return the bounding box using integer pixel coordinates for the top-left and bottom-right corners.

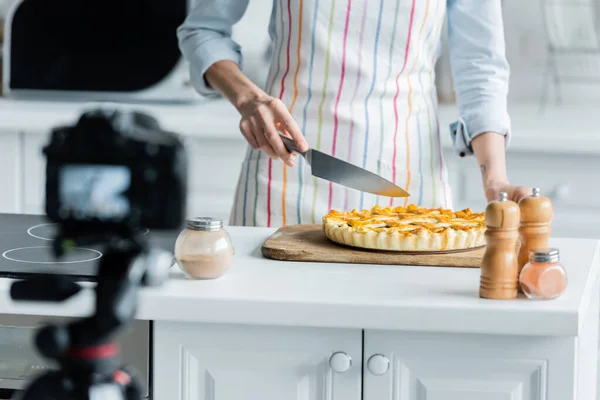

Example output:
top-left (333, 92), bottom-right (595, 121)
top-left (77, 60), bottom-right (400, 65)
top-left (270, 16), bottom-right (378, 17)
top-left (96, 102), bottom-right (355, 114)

top-left (367, 354), bottom-right (389, 376)
top-left (329, 352), bottom-right (352, 373)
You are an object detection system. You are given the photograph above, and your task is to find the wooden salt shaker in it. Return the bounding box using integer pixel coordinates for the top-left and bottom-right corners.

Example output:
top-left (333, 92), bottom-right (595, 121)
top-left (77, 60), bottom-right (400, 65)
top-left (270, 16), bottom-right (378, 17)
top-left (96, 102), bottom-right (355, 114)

top-left (480, 192), bottom-right (521, 300)
top-left (518, 188), bottom-right (553, 275)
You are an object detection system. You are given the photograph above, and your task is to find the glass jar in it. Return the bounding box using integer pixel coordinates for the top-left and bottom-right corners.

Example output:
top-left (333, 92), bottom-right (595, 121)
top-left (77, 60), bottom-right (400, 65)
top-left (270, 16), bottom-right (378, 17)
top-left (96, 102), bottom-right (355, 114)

top-left (519, 248), bottom-right (567, 300)
top-left (174, 217), bottom-right (234, 280)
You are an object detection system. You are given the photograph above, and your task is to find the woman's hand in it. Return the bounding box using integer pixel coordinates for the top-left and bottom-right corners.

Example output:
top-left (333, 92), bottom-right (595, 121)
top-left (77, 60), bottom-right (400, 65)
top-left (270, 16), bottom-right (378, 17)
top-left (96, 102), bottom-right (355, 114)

top-left (471, 132), bottom-right (531, 204)
top-left (203, 60), bottom-right (308, 168)
top-left (237, 95), bottom-right (308, 167)
top-left (484, 181), bottom-right (530, 203)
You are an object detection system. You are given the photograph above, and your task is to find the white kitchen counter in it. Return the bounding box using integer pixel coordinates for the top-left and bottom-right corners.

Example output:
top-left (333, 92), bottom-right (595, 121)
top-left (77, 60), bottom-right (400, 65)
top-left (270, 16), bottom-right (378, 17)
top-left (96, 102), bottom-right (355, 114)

top-left (0, 227), bottom-right (597, 338)
top-left (0, 226), bottom-right (595, 399)
top-left (1, 97), bottom-right (600, 154)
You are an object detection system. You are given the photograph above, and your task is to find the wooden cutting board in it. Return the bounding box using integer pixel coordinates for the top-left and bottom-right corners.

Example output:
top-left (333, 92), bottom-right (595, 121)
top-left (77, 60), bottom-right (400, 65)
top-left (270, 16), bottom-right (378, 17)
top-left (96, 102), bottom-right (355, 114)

top-left (261, 224), bottom-right (485, 268)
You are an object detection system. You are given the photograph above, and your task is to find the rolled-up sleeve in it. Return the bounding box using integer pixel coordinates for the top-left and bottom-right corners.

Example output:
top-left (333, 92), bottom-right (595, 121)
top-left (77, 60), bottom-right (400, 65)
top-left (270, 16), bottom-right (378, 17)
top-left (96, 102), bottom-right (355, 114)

top-left (177, 0), bottom-right (250, 97)
top-left (446, 0), bottom-right (511, 156)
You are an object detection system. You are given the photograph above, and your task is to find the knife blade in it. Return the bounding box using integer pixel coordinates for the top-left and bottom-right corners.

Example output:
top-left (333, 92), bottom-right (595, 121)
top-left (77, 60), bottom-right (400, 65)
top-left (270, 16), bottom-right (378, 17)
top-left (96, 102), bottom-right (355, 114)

top-left (279, 134), bottom-right (410, 198)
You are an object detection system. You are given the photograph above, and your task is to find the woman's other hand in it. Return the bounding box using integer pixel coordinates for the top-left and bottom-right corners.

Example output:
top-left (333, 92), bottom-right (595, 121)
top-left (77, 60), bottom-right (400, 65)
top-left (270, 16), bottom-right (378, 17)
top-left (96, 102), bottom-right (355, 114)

top-left (484, 182), bottom-right (531, 203)
top-left (471, 132), bottom-right (530, 204)
top-left (203, 60), bottom-right (308, 168)
top-left (237, 95), bottom-right (308, 167)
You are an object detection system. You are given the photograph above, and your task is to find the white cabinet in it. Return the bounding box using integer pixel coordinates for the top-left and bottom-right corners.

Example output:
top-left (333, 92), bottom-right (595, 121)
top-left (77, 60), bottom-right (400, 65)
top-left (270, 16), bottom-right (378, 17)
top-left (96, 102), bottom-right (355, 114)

top-left (0, 130), bottom-right (21, 213)
top-left (154, 319), bottom-right (598, 400)
top-left (153, 322), bottom-right (363, 400)
top-left (363, 331), bottom-right (573, 400)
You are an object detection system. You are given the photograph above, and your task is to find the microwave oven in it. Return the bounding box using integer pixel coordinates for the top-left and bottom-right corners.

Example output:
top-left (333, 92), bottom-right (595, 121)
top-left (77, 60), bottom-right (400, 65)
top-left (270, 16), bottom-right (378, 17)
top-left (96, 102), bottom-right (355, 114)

top-left (2, 0), bottom-right (198, 103)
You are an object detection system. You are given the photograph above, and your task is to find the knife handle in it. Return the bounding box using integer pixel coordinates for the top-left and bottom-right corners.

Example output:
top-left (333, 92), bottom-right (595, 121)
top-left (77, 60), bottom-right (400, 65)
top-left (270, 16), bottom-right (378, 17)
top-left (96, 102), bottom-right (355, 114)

top-left (278, 133), bottom-right (305, 155)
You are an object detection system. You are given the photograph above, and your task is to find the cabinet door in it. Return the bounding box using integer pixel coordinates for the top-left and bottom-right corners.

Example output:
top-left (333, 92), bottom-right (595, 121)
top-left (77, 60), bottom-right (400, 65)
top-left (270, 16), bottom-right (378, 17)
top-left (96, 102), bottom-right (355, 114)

top-left (0, 130), bottom-right (21, 213)
top-left (363, 330), bottom-right (578, 400)
top-left (153, 322), bottom-right (362, 400)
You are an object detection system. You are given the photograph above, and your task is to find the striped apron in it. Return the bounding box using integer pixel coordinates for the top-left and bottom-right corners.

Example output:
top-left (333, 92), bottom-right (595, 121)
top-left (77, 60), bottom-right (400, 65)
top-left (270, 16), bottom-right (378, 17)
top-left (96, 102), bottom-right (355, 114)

top-left (230, 0), bottom-right (452, 227)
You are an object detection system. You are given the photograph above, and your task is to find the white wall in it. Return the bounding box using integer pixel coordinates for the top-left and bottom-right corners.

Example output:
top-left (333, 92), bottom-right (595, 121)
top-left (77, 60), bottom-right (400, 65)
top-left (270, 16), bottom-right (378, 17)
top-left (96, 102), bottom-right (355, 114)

top-left (437, 0), bottom-right (600, 105)
top-left (232, 0), bottom-right (272, 88)
top-left (4, 0), bottom-right (600, 105)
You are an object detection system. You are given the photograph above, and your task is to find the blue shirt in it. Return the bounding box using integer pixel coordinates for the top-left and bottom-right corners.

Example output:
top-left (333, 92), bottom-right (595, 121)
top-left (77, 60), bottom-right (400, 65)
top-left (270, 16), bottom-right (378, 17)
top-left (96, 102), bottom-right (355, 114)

top-left (177, 0), bottom-right (511, 156)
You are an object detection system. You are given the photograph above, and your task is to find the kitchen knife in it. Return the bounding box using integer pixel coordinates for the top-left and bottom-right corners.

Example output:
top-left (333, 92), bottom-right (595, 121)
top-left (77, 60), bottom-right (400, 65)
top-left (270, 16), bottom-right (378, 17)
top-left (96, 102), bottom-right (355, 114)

top-left (279, 134), bottom-right (410, 198)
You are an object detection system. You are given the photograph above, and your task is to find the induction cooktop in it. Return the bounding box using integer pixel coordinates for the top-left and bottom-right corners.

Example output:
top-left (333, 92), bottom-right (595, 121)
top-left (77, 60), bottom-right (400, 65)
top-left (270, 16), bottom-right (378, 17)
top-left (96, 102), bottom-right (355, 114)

top-left (0, 213), bottom-right (180, 282)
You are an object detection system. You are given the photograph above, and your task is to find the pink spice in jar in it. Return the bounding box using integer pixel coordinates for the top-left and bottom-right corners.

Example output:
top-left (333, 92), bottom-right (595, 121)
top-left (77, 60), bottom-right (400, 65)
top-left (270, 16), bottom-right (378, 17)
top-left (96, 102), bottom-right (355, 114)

top-left (519, 248), bottom-right (567, 300)
top-left (174, 217), bottom-right (234, 280)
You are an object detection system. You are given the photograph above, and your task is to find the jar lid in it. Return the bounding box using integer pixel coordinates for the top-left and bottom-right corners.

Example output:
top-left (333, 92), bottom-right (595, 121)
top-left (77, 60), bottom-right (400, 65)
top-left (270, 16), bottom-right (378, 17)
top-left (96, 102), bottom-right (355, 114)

top-left (186, 217), bottom-right (223, 231)
top-left (529, 248), bottom-right (560, 263)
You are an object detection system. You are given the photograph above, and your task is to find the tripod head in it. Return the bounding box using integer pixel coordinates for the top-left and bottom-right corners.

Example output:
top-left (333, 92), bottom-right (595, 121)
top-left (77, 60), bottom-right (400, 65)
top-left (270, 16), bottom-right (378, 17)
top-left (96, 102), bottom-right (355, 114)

top-left (8, 107), bottom-right (188, 399)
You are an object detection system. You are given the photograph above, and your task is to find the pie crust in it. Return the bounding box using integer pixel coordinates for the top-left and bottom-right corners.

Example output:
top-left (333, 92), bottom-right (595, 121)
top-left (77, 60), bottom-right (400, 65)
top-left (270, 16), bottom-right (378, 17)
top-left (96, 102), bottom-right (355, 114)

top-left (322, 204), bottom-right (486, 252)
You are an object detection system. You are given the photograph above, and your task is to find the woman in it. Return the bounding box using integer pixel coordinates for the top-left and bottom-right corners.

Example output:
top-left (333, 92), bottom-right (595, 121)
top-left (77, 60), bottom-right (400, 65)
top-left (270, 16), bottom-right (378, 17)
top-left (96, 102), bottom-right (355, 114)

top-left (177, 0), bottom-right (529, 227)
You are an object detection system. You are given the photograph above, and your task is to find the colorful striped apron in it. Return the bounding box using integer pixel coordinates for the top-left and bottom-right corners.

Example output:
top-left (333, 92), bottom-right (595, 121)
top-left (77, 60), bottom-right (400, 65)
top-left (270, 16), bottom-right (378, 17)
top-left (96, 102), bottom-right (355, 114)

top-left (229, 0), bottom-right (452, 227)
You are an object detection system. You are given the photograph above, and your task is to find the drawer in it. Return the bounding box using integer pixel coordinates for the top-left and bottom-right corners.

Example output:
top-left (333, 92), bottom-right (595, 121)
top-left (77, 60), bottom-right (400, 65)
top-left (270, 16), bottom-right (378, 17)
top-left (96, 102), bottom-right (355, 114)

top-left (460, 152), bottom-right (600, 211)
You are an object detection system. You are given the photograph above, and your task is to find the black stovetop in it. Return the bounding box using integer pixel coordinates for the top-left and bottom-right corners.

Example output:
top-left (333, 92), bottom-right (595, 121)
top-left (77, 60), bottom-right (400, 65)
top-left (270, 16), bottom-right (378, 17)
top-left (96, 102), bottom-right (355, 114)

top-left (0, 213), bottom-right (179, 282)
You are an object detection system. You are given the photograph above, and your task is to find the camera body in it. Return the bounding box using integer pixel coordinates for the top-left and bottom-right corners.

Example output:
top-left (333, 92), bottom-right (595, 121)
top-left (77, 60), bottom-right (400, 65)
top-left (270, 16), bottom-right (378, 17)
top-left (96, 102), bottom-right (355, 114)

top-left (43, 108), bottom-right (187, 232)
top-left (9, 107), bottom-right (188, 399)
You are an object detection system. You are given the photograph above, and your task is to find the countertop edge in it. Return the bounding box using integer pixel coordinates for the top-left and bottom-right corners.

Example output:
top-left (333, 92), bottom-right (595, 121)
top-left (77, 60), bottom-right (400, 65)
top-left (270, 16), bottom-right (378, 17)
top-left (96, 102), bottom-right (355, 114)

top-left (0, 228), bottom-right (594, 337)
top-left (135, 298), bottom-right (580, 337)
top-left (0, 282), bottom-right (582, 337)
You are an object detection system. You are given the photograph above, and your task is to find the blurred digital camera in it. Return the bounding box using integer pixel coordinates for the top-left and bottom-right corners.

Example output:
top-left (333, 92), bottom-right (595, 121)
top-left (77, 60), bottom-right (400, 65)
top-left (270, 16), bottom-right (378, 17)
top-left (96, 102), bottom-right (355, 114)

top-left (43, 107), bottom-right (188, 232)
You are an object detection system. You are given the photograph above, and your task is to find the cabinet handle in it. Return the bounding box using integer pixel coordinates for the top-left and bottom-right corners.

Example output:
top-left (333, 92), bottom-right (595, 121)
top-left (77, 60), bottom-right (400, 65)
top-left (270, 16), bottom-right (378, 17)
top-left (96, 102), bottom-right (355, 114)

top-left (367, 354), bottom-right (389, 376)
top-left (329, 352), bottom-right (352, 373)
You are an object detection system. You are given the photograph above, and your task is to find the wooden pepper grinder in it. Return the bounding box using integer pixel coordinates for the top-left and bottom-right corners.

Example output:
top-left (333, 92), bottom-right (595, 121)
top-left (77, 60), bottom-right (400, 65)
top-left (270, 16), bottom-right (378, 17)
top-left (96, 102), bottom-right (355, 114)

top-left (480, 192), bottom-right (521, 300)
top-left (518, 188), bottom-right (553, 276)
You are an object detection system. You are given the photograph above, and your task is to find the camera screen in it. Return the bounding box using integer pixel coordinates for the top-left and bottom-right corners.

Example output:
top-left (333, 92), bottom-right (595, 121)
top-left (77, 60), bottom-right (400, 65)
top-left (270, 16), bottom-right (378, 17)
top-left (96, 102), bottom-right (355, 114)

top-left (58, 164), bottom-right (131, 220)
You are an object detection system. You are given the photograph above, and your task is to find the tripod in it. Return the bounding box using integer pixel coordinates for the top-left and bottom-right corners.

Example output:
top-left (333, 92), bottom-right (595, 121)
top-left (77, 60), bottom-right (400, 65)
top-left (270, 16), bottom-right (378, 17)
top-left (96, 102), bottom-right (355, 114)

top-left (10, 231), bottom-right (172, 400)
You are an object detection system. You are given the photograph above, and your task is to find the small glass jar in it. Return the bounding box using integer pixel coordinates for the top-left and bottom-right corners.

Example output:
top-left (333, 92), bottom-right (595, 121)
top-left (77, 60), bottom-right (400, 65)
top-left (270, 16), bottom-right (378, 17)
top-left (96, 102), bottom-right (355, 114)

top-left (174, 217), bottom-right (234, 280)
top-left (519, 248), bottom-right (567, 300)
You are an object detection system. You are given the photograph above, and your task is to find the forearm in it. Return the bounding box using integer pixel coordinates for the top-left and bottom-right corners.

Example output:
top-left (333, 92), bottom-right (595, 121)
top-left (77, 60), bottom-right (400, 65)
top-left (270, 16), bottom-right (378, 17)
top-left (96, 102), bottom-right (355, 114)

top-left (205, 60), bottom-right (268, 112)
top-left (447, 0), bottom-right (511, 157)
top-left (176, 0), bottom-right (250, 97)
top-left (471, 132), bottom-right (509, 187)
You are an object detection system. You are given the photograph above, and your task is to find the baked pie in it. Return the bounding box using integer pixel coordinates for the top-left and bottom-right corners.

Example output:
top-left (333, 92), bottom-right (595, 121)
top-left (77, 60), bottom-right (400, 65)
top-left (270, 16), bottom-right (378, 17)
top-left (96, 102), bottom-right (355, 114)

top-left (322, 204), bottom-right (486, 252)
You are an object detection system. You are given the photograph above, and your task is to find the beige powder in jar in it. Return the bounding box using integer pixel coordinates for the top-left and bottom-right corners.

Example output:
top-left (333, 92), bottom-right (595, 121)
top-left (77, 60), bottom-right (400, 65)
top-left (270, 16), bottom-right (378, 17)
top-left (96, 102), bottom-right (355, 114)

top-left (174, 217), bottom-right (234, 279)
